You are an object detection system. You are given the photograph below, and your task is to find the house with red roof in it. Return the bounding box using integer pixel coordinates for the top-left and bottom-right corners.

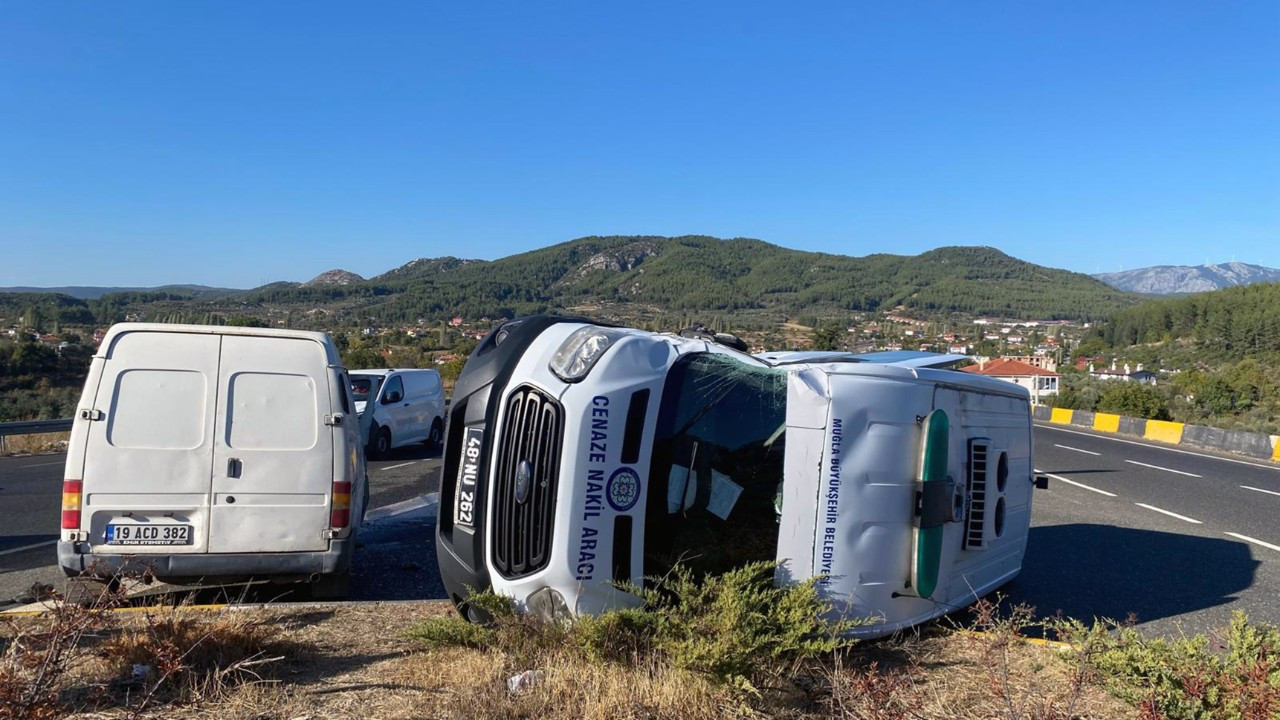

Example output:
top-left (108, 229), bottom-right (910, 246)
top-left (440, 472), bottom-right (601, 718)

top-left (961, 357), bottom-right (1060, 403)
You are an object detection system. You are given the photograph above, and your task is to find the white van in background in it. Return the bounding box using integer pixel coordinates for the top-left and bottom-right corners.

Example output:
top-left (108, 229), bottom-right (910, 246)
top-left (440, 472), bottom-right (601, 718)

top-left (58, 324), bottom-right (368, 597)
top-left (349, 368), bottom-right (446, 458)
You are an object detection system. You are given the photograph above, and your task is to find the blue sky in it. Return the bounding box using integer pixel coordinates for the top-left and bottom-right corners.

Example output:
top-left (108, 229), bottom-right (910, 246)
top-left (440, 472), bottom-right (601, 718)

top-left (2, 2), bottom-right (1276, 288)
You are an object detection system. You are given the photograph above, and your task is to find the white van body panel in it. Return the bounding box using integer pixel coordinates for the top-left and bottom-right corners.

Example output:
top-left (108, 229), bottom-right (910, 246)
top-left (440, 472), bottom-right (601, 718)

top-left (60, 323), bottom-right (365, 581)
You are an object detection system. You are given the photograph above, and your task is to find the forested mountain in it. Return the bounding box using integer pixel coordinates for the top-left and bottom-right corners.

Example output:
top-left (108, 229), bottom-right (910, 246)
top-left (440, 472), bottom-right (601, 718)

top-left (0, 236), bottom-right (1137, 328)
top-left (1094, 281), bottom-right (1280, 356)
top-left (1094, 262), bottom-right (1280, 295)
top-left (1065, 281), bottom-right (1280, 434)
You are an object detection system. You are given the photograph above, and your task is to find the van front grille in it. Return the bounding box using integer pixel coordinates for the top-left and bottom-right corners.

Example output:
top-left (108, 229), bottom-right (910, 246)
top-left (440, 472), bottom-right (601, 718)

top-left (492, 385), bottom-right (564, 579)
top-left (965, 440), bottom-right (989, 549)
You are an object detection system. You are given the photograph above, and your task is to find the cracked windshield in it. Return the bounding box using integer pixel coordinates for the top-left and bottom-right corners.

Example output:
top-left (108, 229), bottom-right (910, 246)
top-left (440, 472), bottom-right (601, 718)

top-left (645, 352), bottom-right (789, 577)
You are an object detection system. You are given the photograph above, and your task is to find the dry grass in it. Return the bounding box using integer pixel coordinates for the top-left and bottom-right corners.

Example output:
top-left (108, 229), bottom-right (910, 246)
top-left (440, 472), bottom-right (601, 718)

top-left (3, 600), bottom-right (1140, 719)
top-left (0, 432), bottom-right (68, 457)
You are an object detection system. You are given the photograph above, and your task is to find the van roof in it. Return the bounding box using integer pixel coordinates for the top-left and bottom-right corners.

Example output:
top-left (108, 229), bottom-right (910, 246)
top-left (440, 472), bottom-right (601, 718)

top-left (348, 368), bottom-right (439, 377)
top-left (98, 323), bottom-right (342, 365)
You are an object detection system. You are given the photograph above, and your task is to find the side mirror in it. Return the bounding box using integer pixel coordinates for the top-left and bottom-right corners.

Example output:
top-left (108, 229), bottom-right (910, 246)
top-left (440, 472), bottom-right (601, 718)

top-left (384, 391), bottom-right (402, 404)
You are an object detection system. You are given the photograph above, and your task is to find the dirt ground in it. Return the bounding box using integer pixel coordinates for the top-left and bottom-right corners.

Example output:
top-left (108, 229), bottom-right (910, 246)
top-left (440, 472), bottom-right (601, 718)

top-left (0, 600), bottom-right (1138, 720)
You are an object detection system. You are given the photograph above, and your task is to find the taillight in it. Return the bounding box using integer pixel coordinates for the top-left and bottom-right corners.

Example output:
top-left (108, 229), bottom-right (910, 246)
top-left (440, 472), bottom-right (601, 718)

top-left (61, 479), bottom-right (83, 530)
top-left (331, 481), bottom-right (352, 529)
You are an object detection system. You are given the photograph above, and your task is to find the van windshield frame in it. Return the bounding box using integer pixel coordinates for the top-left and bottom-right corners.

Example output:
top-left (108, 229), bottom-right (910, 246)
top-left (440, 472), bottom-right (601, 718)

top-left (644, 351), bottom-right (788, 577)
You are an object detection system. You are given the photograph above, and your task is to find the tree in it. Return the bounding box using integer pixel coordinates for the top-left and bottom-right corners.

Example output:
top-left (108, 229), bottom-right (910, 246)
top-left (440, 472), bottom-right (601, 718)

top-left (226, 315), bottom-right (268, 328)
top-left (810, 323), bottom-right (844, 351)
top-left (1097, 382), bottom-right (1169, 421)
top-left (341, 338), bottom-right (382, 369)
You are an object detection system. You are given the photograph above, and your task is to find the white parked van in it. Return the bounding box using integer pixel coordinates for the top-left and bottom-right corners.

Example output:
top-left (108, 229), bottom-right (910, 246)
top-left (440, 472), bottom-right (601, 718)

top-left (349, 368), bottom-right (446, 458)
top-left (58, 324), bottom-right (367, 594)
top-left (436, 317), bottom-right (1043, 637)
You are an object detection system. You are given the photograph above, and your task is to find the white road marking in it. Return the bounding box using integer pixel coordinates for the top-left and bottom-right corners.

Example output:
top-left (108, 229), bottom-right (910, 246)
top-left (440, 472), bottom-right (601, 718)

top-left (364, 493), bottom-right (439, 522)
top-left (1225, 532), bottom-right (1280, 553)
top-left (1036, 423), bottom-right (1280, 472)
top-left (1053, 444), bottom-right (1101, 456)
top-left (19, 461), bottom-right (64, 468)
top-left (1035, 470), bottom-right (1117, 497)
top-left (1242, 485), bottom-right (1280, 498)
top-left (1135, 503), bottom-right (1202, 524)
top-left (1124, 459), bottom-right (1202, 478)
top-left (0, 540), bottom-right (58, 557)
top-left (380, 462), bottom-right (418, 472)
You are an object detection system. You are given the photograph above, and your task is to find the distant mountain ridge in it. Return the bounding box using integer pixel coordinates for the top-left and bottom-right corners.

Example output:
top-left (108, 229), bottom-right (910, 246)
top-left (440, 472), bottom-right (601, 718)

top-left (0, 284), bottom-right (238, 300)
top-left (1093, 262), bottom-right (1280, 295)
top-left (243, 237), bottom-right (1137, 323)
top-left (1, 237), bottom-right (1139, 328)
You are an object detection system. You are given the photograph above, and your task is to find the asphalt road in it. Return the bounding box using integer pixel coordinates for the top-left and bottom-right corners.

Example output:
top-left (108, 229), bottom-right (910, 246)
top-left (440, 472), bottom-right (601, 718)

top-left (3, 426), bottom-right (1279, 638)
top-left (1009, 423), bottom-right (1280, 637)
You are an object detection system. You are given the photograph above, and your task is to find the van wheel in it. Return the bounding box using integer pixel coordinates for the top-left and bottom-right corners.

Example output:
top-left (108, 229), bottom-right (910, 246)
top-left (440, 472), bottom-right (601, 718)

top-left (370, 426), bottom-right (391, 460)
top-left (425, 418), bottom-right (444, 451)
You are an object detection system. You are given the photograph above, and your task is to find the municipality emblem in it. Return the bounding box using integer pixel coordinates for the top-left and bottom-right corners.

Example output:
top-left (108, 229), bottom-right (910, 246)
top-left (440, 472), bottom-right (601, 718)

top-left (606, 467), bottom-right (641, 512)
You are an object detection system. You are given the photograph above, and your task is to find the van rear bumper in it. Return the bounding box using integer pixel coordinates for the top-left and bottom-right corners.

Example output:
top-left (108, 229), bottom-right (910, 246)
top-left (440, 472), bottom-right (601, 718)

top-left (57, 539), bottom-right (353, 581)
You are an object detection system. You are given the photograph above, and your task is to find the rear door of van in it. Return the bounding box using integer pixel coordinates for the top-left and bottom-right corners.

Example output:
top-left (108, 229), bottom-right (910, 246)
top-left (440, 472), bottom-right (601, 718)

top-left (208, 334), bottom-right (333, 553)
top-left (79, 330), bottom-right (220, 555)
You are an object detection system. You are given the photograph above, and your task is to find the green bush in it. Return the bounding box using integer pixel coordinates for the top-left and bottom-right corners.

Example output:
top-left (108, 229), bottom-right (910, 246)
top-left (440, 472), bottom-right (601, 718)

top-left (407, 615), bottom-right (494, 650)
top-left (628, 561), bottom-right (861, 687)
top-left (409, 562), bottom-right (861, 692)
top-left (1053, 612), bottom-right (1280, 720)
top-left (1096, 381), bottom-right (1171, 420)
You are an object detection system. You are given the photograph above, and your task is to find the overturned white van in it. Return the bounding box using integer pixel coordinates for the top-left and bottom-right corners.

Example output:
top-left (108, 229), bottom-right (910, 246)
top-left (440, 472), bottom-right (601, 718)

top-left (58, 324), bottom-right (367, 594)
top-left (436, 317), bottom-right (1042, 636)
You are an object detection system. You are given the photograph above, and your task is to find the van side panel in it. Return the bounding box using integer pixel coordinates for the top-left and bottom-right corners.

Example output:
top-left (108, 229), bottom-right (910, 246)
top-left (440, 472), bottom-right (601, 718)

top-left (330, 368), bottom-right (365, 530)
top-left (208, 335), bottom-right (332, 554)
top-left (82, 331), bottom-right (221, 554)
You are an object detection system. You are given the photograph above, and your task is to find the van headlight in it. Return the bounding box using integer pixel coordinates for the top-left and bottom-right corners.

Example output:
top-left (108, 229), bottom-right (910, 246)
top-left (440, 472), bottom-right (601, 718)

top-left (527, 586), bottom-right (573, 623)
top-left (549, 327), bottom-right (626, 382)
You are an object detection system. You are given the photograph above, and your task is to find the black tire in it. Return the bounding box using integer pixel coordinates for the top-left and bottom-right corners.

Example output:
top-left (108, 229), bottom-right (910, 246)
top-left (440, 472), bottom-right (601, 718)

top-left (369, 425), bottom-right (391, 460)
top-left (425, 417), bottom-right (444, 451)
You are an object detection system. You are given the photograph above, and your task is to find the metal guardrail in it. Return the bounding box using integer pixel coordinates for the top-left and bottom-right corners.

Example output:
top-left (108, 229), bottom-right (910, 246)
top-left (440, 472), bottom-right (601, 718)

top-left (0, 419), bottom-right (73, 437)
top-left (0, 419), bottom-right (73, 454)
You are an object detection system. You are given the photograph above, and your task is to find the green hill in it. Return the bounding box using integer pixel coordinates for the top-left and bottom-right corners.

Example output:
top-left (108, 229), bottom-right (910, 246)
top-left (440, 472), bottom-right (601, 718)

top-left (313, 236), bottom-right (1134, 323)
top-left (1, 237), bottom-right (1138, 329)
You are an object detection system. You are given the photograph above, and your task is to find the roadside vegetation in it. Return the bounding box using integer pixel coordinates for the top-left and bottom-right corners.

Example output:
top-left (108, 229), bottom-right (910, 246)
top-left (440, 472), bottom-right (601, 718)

top-left (1059, 280), bottom-right (1280, 434)
top-left (1055, 285), bottom-right (1280, 434)
top-left (0, 339), bottom-right (89, 424)
top-left (3, 566), bottom-right (1278, 718)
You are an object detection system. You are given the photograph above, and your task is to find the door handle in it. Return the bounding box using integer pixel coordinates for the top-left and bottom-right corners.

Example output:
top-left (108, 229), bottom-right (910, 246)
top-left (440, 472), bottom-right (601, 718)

top-left (227, 458), bottom-right (242, 478)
